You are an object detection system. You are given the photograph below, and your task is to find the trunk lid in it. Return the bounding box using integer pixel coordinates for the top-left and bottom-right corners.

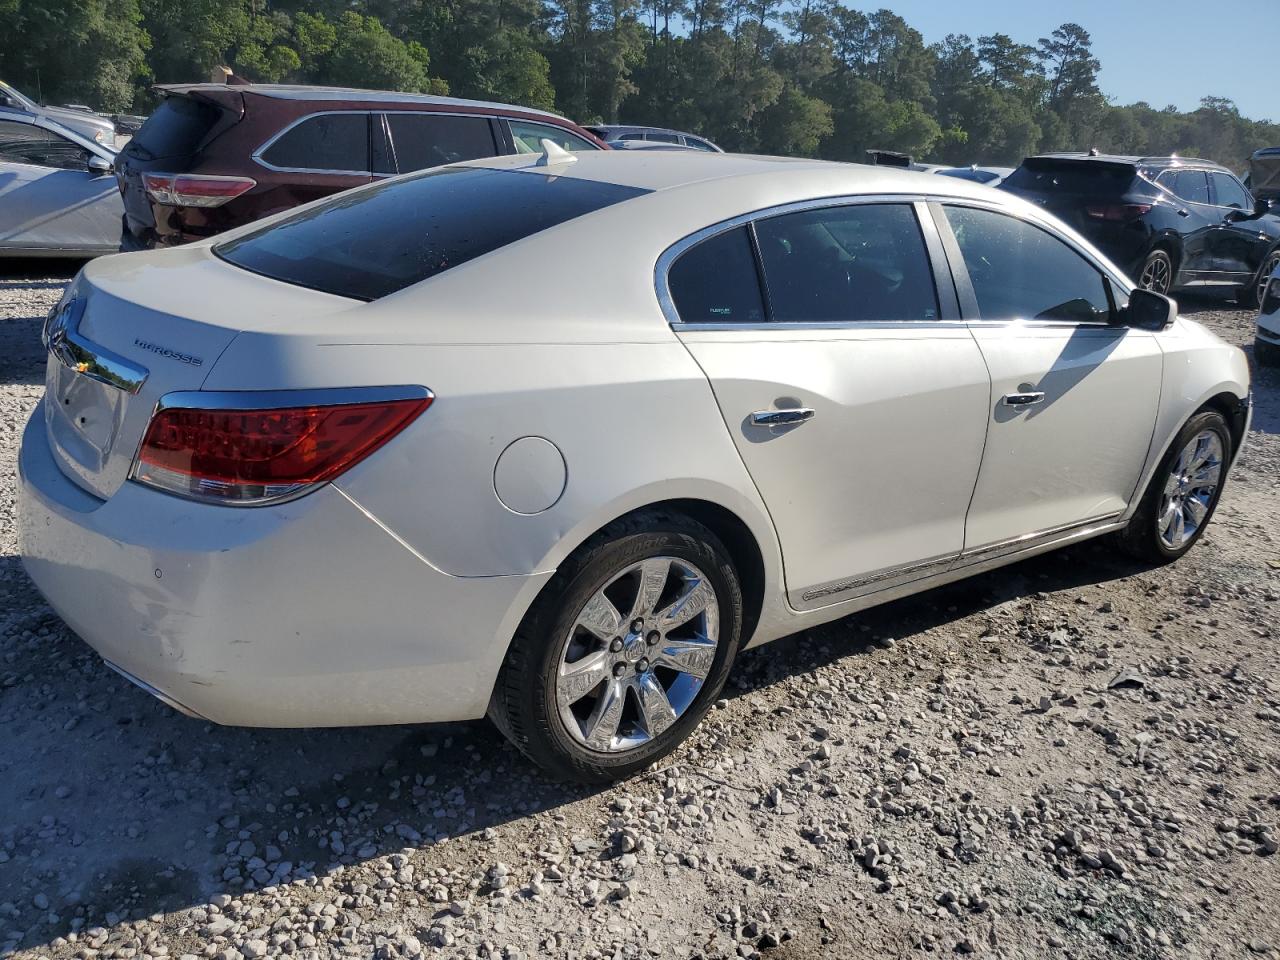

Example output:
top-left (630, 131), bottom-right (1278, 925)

top-left (43, 247), bottom-right (358, 500)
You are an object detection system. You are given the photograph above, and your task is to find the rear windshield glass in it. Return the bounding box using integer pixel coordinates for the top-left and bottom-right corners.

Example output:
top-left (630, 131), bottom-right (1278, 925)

top-left (1003, 161), bottom-right (1137, 195)
top-left (215, 166), bottom-right (648, 300)
top-left (123, 96), bottom-right (222, 161)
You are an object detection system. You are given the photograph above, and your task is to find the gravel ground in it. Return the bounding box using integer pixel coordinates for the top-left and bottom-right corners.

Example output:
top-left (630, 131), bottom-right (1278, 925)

top-left (1, 263), bottom-right (1278, 960)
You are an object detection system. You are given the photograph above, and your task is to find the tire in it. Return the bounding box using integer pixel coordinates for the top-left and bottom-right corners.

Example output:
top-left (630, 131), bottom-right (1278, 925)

top-left (1117, 409), bottom-right (1232, 563)
top-left (1137, 248), bottom-right (1174, 294)
top-left (489, 511), bottom-right (743, 782)
top-left (1238, 249), bottom-right (1280, 309)
top-left (1256, 336), bottom-right (1280, 367)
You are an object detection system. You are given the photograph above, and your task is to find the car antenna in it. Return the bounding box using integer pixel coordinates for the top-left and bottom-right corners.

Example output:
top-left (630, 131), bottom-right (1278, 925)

top-left (536, 139), bottom-right (577, 167)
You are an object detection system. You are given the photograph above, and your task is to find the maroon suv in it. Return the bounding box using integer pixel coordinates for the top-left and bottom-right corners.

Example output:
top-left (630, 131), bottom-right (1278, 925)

top-left (117, 84), bottom-right (608, 250)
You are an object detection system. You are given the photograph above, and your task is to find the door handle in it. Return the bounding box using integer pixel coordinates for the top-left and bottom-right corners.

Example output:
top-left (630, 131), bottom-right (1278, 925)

top-left (751, 407), bottom-right (816, 426)
top-left (1177, 208), bottom-right (1190, 217)
top-left (1002, 391), bottom-right (1045, 407)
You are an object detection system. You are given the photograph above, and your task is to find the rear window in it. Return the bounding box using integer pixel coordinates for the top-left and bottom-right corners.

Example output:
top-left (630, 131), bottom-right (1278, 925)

top-left (215, 166), bottom-right (648, 301)
top-left (1003, 160), bottom-right (1137, 195)
top-left (124, 95), bottom-right (222, 161)
top-left (261, 113), bottom-right (369, 172)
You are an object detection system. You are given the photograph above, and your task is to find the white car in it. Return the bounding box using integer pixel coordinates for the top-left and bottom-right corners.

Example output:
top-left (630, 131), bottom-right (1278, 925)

top-left (19, 151), bottom-right (1251, 782)
top-left (1256, 266), bottom-right (1280, 366)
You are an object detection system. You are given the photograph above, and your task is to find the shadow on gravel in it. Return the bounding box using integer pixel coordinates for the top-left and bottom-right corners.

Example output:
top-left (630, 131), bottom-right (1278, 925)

top-left (0, 534), bottom-right (1160, 952)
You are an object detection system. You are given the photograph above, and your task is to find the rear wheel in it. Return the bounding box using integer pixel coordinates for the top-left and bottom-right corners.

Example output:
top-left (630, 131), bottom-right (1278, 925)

top-left (1239, 249), bottom-right (1280, 309)
top-left (1118, 410), bottom-right (1231, 563)
top-left (489, 512), bottom-right (742, 782)
top-left (1137, 249), bottom-right (1174, 294)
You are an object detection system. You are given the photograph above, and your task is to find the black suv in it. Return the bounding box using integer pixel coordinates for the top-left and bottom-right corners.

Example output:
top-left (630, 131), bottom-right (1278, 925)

top-left (1000, 153), bottom-right (1280, 307)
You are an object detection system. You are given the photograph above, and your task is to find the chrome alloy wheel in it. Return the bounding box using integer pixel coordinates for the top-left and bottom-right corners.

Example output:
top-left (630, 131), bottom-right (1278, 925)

top-left (556, 557), bottom-right (719, 753)
top-left (1157, 430), bottom-right (1223, 550)
top-left (1140, 253), bottom-right (1171, 293)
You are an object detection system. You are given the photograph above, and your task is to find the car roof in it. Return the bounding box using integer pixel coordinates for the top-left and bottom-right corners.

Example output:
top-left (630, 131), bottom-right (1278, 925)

top-left (590, 124), bottom-right (708, 138)
top-left (155, 83), bottom-right (569, 122)
top-left (461, 149), bottom-right (1008, 198)
top-left (1028, 152), bottom-right (1226, 172)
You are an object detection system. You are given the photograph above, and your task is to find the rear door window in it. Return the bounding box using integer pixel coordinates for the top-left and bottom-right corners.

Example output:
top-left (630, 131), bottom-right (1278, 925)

top-left (755, 203), bottom-right (939, 322)
top-left (667, 226), bottom-right (766, 324)
top-left (216, 166), bottom-right (648, 300)
top-left (260, 113), bottom-right (369, 173)
top-left (944, 205), bottom-right (1113, 323)
top-left (1170, 170), bottom-right (1210, 204)
top-left (386, 114), bottom-right (497, 172)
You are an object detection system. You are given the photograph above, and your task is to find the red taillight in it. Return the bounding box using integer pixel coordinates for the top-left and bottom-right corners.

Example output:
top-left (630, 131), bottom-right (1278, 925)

top-left (1085, 203), bottom-right (1152, 222)
top-left (131, 395), bottom-right (431, 505)
top-left (143, 173), bottom-right (257, 208)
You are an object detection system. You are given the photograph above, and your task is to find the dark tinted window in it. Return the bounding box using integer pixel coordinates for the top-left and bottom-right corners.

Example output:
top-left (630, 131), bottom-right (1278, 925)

top-left (667, 227), bottom-right (765, 324)
top-left (647, 132), bottom-right (681, 144)
top-left (944, 205), bottom-right (1112, 323)
top-left (216, 166), bottom-right (648, 301)
top-left (755, 204), bottom-right (939, 322)
top-left (124, 95), bottom-right (221, 161)
top-left (1164, 170), bottom-right (1209, 204)
top-left (0, 121), bottom-right (89, 170)
top-left (261, 113), bottom-right (368, 172)
top-left (1003, 160), bottom-right (1136, 195)
top-left (684, 137), bottom-right (717, 152)
top-left (387, 114), bottom-right (497, 172)
top-left (1211, 172), bottom-right (1251, 209)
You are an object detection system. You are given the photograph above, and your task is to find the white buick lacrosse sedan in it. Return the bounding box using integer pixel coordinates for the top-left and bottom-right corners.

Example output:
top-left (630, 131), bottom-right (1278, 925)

top-left (19, 150), bottom-right (1251, 781)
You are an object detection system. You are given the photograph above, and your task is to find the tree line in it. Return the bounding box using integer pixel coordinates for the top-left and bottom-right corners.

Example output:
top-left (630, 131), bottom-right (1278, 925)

top-left (2, 0), bottom-right (1276, 169)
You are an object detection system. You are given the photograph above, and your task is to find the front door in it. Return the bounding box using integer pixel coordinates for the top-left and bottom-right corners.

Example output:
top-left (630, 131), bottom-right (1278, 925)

top-left (936, 203), bottom-right (1162, 553)
top-left (0, 119), bottom-right (119, 254)
top-left (666, 200), bottom-right (992, 609)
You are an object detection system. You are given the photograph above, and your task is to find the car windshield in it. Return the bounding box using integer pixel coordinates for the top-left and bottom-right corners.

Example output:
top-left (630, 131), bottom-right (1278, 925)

top-left (215, 165), bottom-right (649, 301)
top-left (937, 168), bottom-right (997, 183)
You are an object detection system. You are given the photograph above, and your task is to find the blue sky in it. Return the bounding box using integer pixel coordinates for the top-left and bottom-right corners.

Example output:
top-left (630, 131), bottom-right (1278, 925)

top-left (875, 0), bottom-right (1271, 121)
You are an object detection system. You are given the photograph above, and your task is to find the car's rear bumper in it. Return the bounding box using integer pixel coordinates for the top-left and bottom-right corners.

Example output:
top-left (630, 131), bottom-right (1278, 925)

top-left (18, 404), bottom-right (549, 727)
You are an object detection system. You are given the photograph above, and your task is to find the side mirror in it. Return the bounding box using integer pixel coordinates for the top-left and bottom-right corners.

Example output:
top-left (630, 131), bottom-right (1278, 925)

top-left (1121, 288), bottom-right (1176, 331)
top-left (1224, 207), bottom-right (1249, 222)
top-left (86, 154), bottom-right (112, 175)
top-left (1256, 197), bottom-right (1273, 216)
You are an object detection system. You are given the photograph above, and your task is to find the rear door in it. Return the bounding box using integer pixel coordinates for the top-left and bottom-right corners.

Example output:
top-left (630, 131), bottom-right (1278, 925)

top-left (252, 111), bottom-right (373, 207)
top-left (0, 118), bottom-right (119, 254)
top-left (935, 202), bottom-right (1162, 553)
top-left (668, 200), bottom-right (992, 610)
top-left (1155, 169), bottom-right (1216, 279)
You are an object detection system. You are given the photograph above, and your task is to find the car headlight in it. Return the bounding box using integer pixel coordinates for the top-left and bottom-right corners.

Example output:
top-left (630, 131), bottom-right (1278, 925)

top-left (1263, 275), bottom-right (1280, 316)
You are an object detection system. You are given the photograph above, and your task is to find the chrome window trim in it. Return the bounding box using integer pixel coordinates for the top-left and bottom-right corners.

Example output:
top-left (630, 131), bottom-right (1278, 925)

top-left (657, 192), bottom-right (1136, 333)
top-left (254, 109), bottom-right (510, 176)
top-left (252, 110), bottom-right (376, 175)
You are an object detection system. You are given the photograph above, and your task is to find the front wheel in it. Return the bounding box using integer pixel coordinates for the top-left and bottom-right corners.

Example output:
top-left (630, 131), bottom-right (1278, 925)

top-left (1117, 410), bottom-right (1231, 563)
top-left (1239, 249), bottom-right (1280, 309)
top-left (489, 512), bottom-right (742, 782)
